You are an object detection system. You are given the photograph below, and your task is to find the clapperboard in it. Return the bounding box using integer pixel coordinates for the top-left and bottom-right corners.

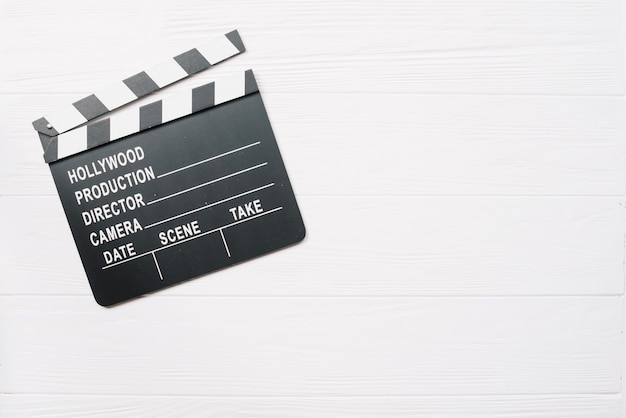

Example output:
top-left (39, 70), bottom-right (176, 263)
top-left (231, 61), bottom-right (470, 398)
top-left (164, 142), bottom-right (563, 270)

top-left (32, 30), bottom-right (305, 306)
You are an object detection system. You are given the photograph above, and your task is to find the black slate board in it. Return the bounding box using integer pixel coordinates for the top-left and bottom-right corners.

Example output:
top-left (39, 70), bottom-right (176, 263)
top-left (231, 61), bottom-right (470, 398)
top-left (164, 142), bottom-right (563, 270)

top-left (48, 89), bottom-right (305, 306)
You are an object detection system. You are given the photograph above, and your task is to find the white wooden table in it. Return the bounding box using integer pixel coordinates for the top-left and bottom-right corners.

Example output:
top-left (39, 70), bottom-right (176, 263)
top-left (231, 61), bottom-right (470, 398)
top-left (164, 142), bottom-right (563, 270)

top-left (1, 1), bottom-right (624, 416)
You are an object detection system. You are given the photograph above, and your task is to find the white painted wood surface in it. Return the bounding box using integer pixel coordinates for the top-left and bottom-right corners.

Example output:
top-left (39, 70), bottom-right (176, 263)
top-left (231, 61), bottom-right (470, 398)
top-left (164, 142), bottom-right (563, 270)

top-left (2, 196), bottom-right (624, 296)
top-left (1, 0), bottom-right (624, 417)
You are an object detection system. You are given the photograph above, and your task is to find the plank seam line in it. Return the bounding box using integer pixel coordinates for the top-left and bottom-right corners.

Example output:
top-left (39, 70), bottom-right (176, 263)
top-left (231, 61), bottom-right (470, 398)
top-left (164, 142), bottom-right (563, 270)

top-left (0, 392), bottom-right (621, 398)
top-left (0, 294), bottom-right (624, 299)
top-left (4, 92), bottom-right (626, 99)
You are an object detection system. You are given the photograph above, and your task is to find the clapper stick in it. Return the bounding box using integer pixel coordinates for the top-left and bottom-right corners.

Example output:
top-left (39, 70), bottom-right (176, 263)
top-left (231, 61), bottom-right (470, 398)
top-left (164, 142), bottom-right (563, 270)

top-left (32, 30), bottom-right (245, 140)
top-left (32, 30), bottom-right (305, 306)
top-left (43, 70), bottom-right (259, 163)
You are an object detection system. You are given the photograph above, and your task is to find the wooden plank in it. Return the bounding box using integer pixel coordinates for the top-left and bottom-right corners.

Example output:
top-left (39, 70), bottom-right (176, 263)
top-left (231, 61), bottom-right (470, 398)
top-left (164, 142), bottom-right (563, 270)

top-left (3, 94), bottom-right (625, 196)
top-left (0, 296), bottom-right (620, 395)
top-left (0, 0), bottom-right (622, 95)
top-left (0, 394), bottom-right (621, 418)
top-left (0, 196), bottom-right (622, 296)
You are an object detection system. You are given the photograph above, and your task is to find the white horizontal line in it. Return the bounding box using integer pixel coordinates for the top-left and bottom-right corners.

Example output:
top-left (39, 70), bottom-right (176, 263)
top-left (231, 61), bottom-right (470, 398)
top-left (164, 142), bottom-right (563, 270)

top-left (2, 392), bottom-right (622, 398)
top-left (157, 141), bottom-right (261, 179)
top-left (4, 294), bottom-right (625, 299)
top-left (147, 162), bottom-right (268, 205)
top-left (102, 206), bottom-right (283, 270)
top-left (145, 183), bottom-right (275, 229)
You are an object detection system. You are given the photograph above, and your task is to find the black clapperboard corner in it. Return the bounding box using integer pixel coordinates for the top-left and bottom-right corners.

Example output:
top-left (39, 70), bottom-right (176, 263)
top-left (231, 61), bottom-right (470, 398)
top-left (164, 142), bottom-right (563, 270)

top-left (32, 30), bottom-right (306, 306)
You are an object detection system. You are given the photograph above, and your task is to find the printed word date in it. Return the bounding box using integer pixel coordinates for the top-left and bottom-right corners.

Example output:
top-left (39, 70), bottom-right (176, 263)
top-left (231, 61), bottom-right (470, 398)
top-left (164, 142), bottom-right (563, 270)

top-left (103, 243), bottom-right (136, 265)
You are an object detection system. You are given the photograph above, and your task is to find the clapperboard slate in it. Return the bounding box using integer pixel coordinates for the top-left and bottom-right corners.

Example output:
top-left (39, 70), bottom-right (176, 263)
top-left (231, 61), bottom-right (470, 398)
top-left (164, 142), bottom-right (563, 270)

top-left (32, 30), bottom-right (305, 306)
